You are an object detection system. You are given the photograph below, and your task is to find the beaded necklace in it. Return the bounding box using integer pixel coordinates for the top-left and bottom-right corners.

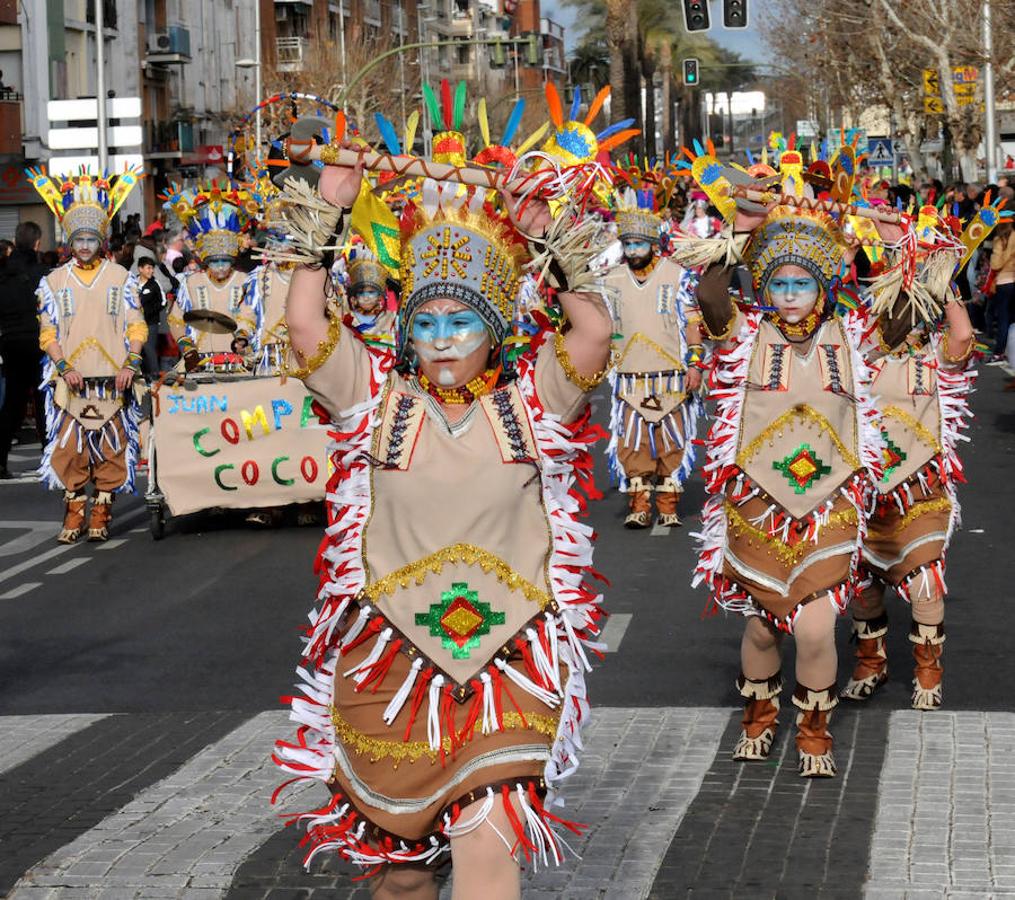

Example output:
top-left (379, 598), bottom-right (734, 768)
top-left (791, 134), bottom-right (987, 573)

top-left (417, 367), bottom-right (500, 405)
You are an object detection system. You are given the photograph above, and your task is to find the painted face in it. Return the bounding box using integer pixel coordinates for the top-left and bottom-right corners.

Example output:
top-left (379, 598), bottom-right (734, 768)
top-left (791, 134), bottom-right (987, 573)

top-left (206, 257), bottom-right (234, 281)
top-left (410, 299), bottom-right (492, 388)
top-left (350, 285), bottom-right (384, 315)
top-left (765, 264), bottom-right (820, 324)
top-left (621, 238), bottom-right (653, 267)
top-left (71, 234), bottom-right (101, 265)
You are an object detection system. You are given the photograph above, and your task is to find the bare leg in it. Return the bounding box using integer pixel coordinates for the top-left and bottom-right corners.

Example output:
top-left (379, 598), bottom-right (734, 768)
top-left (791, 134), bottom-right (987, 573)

top-left (369, 864), bottom-right (438, 900)
top-left (741, 615), bottom-right (782, 680)
top-left (449, 793), bottom-right (523, 900)
top-left (792, 599), bottom-right (838, 688)
top-left (733, 617), bottom-right (784, 760)
top-left (792, 600), bottom-right (839, 777)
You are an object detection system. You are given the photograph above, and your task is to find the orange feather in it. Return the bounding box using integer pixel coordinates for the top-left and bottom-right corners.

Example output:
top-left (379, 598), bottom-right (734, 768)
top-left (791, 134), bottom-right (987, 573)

top-left (598, 129), bottom-right (641, 154)
top-left (584, 86), bottom-right (610, 125)
top-left (334, 111), bottom-right (347, 143)
top-left (545, 82), bottom-right (564, 130)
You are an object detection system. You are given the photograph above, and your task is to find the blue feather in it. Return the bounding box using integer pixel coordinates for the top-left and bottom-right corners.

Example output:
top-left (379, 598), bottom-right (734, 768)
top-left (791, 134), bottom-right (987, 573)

top-left (595, 117), bottom-right (636, 140)
top-left (374, 113), bottom-right (402, 154)
top-left (502, 99), bottom-right (526, 145)
top-left (745, 148), bottom-right (755, 165)
top-left (693, 139), bottom-right (706, 157)
top-left (820, 138), bottom-right (829, 161)
top-left (569, 85), bottom-right (581, 121)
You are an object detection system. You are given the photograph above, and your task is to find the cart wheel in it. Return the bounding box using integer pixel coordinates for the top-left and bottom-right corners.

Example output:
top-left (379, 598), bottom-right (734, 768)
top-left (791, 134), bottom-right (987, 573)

top-left (149, 505), bottom-right (166, 540)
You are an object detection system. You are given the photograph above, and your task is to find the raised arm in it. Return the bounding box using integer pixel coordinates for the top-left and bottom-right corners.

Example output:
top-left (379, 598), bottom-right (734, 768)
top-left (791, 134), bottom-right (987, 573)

top-left (939, 291), bottom-right (974, 367)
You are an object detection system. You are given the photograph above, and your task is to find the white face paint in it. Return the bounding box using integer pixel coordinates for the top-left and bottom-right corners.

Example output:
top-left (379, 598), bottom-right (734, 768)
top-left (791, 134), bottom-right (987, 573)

top-left (410, 298), bottom-right (493, 391)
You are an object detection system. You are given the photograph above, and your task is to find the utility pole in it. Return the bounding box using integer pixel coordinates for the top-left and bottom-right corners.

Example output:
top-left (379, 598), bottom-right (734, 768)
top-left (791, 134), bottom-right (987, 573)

top-left (983, 0), bottom-right (998, 182)
top-left (96, 0), bottom-right (108, 171)
top-left (254, 0), bottom-right (262, 158)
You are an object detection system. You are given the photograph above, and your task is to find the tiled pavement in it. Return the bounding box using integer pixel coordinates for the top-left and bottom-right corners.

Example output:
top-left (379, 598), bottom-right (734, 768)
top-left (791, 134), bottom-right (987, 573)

top-left (4, 708), bottom-right (1015, 898)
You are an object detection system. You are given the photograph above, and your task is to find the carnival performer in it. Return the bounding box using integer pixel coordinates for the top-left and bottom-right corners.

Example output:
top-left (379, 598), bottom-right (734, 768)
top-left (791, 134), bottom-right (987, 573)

top-left (342, 246), bottom-right (396, 350)
top-left (270, 81), bottom-right (624, 897)
top-left (26, 166), bottom-right (146, 543)
top-left (679, 147), bottom-right (884, 777)
top-left (843, 201), bottom-right (1000, 710)
top-left (604, 187), bottom-right (704, 528)
top-left (163, 182), bottom-right (256, 372)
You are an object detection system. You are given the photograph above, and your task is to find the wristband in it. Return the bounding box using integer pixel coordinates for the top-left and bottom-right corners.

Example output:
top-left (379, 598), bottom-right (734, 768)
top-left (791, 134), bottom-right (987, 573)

top-left (177, 336), bottom-right (197, 355)
top-left (55, 358), bottom-right (72, 376)
top-left (685, 344), bottom-right (706, 369)
top-left (124, 351), bottom-right (143, 373)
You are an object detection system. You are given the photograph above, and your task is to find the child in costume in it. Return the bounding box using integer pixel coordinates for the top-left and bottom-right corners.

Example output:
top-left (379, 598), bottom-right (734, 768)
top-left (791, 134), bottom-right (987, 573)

top-left (27, 166), bottom-right (147, 543)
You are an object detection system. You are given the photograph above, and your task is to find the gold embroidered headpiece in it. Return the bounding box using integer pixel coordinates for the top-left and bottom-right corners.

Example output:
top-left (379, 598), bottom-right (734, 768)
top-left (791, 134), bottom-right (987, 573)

top-left (25, 165), bottom-right (143, 239)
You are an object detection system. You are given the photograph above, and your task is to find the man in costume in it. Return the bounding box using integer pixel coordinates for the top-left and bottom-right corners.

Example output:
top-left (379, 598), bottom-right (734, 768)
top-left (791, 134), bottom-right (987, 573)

top-left (679, 145), bottom-right (884, 777)
top-left (604, 189), bottom-right (704, 527)
top-left (341, 246), bottom-right (396, 350)
top-left (163, 183), bottom-right (256, 372)
top-left (27, 166), bottom-right (146, 542)
top-left (268, 79), bottom-right (626, 897)
top-left (843, 202), bottom-right (998, 710)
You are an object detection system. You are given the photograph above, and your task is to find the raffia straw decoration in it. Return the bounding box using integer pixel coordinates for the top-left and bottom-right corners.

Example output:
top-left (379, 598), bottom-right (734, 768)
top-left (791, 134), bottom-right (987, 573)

top-left (527, 206), bottom-right (609, 294)
top-left (259, 177), bottom-right (347, 266)
top-left (667, 226), bottom-right (747, 270)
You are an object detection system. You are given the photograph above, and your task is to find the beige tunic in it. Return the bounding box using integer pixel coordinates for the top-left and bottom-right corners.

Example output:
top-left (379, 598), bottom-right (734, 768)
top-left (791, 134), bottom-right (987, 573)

top-left (170, 269), bottom-right (253, 354)
top-left (289, 326), bottom-right (595, 847)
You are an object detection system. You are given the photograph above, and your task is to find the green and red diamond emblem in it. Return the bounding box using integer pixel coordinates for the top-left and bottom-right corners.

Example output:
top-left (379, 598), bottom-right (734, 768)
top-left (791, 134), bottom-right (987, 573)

top-left (415, 582), bottom-right (506, 660)
top-left (880, 431), bottom-right (907, 482)
top-left (773, 443), bottom-right (831, 494)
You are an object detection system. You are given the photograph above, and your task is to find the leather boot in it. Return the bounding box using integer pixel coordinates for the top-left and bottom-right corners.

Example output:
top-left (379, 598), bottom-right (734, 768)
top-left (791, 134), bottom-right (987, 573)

top-left (624, 476), bottom-right (652, 529)
top-left (841, 613), bottom-right (889, 701)
top-left (910, 621), bottom-right (945, 710)
top-left (793, 682), bottom-right (837, 778)
top-left (88, 490), bottom-right (114, 542)
top-left (654, 477), bottom-right (681, 527)
top-left (732, 671), bottom-right (781, 761)
top-left (58, 491), bottom-right (87, 544)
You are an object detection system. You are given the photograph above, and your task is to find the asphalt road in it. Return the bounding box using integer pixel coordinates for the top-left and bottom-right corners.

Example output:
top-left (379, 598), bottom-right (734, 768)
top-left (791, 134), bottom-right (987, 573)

top-left (2, 365), bottom-right (1014, 717)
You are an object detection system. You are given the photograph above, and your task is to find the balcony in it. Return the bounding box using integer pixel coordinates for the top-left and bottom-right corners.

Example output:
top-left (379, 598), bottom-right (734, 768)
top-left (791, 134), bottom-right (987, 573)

top-left (146, 120), bottom-right (194, 159)
top-left (276, 36), bottom-right (309, 72)
top-left (0, 90), bottom-right (22, 156)
top-left (540, 17), bottom-right (564, 40)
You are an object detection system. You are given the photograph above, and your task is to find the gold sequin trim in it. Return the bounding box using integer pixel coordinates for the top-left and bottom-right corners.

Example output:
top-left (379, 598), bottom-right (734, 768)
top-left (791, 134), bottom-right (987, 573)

top-left (287, 314), bottom-right (342, 380)
top-left (870, 497), bottom-right (951, 538)
top-left (39, 326), bottom-right (57, 352)
top-left (737, 404), bottom-right (860, 471)
top-left (613, 331), bottom-right (685, 372)
top-left (883, 405), bottom-right (941, 454)
top-left (705, 309), bottom-right (736, 342)
top-left (553, 332), bottom-right (609, 392)
top-left (725, 500), bottom-right (858, 566)
top-left (66, 337), bottom-right (121, 373)
top-left (940, 330), bottom-right (973, 365)
top-left (363, 543), bottom-right (554, 611)
top-left (126, 321), bottom-right (149, 344)
top-left (331, 707), bottom-right (559, 766)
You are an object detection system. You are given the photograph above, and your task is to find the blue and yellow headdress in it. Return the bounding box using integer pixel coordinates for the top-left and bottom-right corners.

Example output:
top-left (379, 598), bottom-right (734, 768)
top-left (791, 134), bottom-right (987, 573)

top-left (26, 165), bottom-right (143, 239)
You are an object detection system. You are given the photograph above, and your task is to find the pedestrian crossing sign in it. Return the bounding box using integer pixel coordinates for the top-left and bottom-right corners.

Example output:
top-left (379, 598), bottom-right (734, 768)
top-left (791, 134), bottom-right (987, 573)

top-left (867, 138), bottom-right (894, 166)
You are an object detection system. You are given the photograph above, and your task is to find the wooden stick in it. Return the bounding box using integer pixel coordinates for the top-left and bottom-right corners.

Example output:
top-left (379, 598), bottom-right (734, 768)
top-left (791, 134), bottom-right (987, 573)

top-left (730, 185), bottom-right (905, 224)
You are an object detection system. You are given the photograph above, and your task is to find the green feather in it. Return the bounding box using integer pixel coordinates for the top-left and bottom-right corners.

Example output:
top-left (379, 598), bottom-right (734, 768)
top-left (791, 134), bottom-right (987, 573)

top-left (422, 84), bottom-right (442, 128)
top-left (453, 81), bottom-right (466, 130)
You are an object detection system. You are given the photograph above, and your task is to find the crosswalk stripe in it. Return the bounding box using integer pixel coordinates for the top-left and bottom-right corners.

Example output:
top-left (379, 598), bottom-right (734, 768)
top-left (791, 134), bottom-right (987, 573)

top-left (0, 582), bottom-right (41, 600)
top-left (96, 538), bottom-right (128, 551)
top-left (45, 558), bottom-right (91, 576)
top-left (600, 612), bottom-right (633, 651)
top-left (0, 714), bottom-right (110, 777)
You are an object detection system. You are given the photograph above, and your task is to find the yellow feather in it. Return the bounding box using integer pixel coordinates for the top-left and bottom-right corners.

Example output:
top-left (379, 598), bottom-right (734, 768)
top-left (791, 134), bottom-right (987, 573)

top-left (516, 121), bottom-right (549, 156)
top-left (477, 98), bottom-right (491, 148)
top-left (403, 110), bottom-right (419, 156)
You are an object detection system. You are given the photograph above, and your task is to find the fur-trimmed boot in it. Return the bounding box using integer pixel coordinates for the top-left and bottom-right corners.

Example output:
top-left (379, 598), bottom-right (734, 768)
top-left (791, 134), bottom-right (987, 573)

top-left (793, 682), bottom-right (837, 778)
top-left (624, 476), bottom-right (653, 529)
top-left (654, 477), bottom-right (681, 527)
top-left (87, 490), bottom-right (114, 542)
top-left (841, 613), bottom-right (889, 701)
top-left (910, 621), bottom-right (945, 710)
top-left (732, 671), bottom-right (782, 761)
top-left (58, 491), bottom-right (88, 544)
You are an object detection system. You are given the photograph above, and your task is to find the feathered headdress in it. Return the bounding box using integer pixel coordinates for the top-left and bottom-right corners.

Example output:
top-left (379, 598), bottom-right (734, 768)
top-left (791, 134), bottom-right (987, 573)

top-left (26, 165), bottom-right (144, 239)
top-left (160, 181), bottom-right (255, 260)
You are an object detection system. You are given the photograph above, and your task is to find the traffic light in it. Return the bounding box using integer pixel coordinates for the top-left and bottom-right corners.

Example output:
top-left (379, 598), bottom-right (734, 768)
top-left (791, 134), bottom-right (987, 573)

top-left (490, 39), bottom-right (506, 68)
top-left (682, 58), bottom-right (700, 86)
top-left (681, 0), bottom-right (711, 32)
top-left (723, 0), bottom-right (748, 28)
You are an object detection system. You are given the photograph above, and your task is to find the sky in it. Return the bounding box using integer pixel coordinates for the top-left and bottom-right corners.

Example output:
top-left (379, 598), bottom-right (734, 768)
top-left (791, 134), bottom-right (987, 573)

top-left (541, 0), bottom-right (771, 62)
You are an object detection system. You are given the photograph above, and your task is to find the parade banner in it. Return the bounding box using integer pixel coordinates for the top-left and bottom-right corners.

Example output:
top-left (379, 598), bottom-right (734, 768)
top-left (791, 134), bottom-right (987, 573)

top-left (153, 377), bottom-right (332, 516)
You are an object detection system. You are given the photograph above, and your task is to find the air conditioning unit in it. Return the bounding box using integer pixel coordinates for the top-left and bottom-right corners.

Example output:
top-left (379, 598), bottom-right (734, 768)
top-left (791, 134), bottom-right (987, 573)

top-left (168, 25), bottom-right (191, 56)
top-left (149, 32), bottom-right (172, 53)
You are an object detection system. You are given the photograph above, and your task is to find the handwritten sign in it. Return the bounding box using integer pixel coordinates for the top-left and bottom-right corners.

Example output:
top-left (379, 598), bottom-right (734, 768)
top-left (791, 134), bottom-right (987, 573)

top-left (153, 377), bottom-right (332, 515)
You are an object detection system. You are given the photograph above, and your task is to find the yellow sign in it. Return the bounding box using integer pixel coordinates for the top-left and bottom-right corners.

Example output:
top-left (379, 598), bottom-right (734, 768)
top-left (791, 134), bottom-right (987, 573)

top-left (924, 96), bottom-right (945, 114)
top-left (922, 69), bottom-right (939, 95)
top-left (923, 66), bottom-right (980, 99)
top-left (954, 82), bottom-right (976, 97)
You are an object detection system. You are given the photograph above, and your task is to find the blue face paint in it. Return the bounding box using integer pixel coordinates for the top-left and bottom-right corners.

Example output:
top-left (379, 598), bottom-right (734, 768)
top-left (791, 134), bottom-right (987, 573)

top-left (411, 308), bottom-right (487, 351)
top-left (621, 239), bottom-right (652, 255)
top-left (767, 275), bottom-right (819, 299)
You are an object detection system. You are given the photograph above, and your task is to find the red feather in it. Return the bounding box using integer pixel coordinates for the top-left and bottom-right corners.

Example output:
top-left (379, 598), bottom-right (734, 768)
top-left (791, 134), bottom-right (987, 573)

top-left (440, 79), bottom-right (453, 130)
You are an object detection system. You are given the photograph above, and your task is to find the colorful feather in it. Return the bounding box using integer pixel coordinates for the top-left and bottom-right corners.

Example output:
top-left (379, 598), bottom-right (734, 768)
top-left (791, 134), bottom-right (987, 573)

top-left (440, 79), bottom-right (453, 130)
top-left (502, 98), bottom-right (525, 145)
top-left (584, 86), bottom-right (610, 126)
top-left (598, 128), bottom-right (641, 154)
top-left (422, 83), bottom-right (442, 129)
top-left (515, 121), bottom-right (549, 156)
top-left (545, 81), bottom-right (564, 130)
top-left (569, 85), bottom-right (582, 122)
top-left (404, 110), bottom-right (419, 155)
top-left (453, 80), bottom-right (466, 130)
top-left (374, 112), bottom-right (401, 155)
top-left (477, 98), bottom-right (491, 148)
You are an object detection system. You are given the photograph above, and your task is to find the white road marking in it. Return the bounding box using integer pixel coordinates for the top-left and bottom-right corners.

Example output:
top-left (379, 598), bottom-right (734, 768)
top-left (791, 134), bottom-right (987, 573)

top-left (0, 713), bottom-right (110, 776)
top-left (0, 506), bottom-right (144, 585)
top-left (0, 522), bottom-right (66, 557)
top-left (45, 557), bottom-right (91, 575)
top-left (96, 538), bottom-right (128, 551)
top-left (600, 612), bottom-right (633, 652)
top-left (129, 527), bottom-right (147, 533)
top-left (0, 581), bottom-right (41, 599)
top-left (0, 475), bottom-right (41, 485)
top-left (651, 522), bottom-right (671, 536)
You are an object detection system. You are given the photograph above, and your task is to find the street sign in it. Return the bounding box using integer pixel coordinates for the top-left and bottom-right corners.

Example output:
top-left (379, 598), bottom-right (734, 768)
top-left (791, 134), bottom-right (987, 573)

top-left (924, 96), bottom-right (945, 115)
top-left (48, 125), bottom-right (143, 151)
top-left (923, 69), bottom-right (940, 95)
top-left (47, 97), bottom-right (142, 121)
top-left (796, 119), bottom-right (819, 139)
top-left (47, 153), bottom-right (144, 177)
top-left (867, 138), bottom-right (894, 166)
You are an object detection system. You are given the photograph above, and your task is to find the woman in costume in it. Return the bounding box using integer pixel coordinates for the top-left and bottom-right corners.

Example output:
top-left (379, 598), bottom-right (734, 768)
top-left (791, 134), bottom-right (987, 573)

top-left (271, 84), bottom-right (622, 897)
top-left (843, 201), bottom-right (1000, 710)
top-left (680, 147), bottom-right (883, 777)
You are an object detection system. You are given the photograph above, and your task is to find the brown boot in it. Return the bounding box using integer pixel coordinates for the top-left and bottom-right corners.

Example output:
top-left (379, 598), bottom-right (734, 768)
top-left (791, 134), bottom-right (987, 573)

top-left (793, 682), bottom-right (837, 778)
top-left (654, 477), bottom-right (681, 527)
top-left (624, 477), bottom-right (652, 529)
top-left (87, 490), bottom-right (114, 542)
top-left (910, 621), bottom-right (944, 710)
top-left (841, 614), bottom-right (889, 701)
top-left (732, 671), bottom-right (781, 761)
top-left (58, 491), bottom-right (87, 544)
